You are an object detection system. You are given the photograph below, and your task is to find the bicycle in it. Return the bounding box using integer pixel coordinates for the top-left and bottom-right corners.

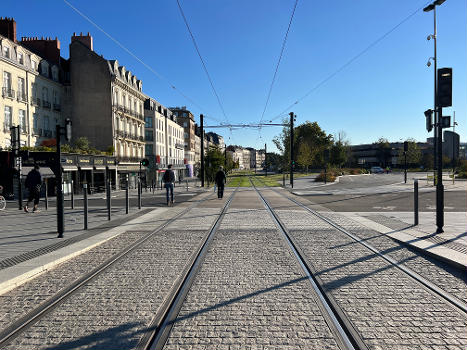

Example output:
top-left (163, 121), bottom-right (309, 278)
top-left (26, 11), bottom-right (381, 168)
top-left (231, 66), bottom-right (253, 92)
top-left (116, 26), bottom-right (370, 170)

top-left (0, 185), bottom-right (5, 211)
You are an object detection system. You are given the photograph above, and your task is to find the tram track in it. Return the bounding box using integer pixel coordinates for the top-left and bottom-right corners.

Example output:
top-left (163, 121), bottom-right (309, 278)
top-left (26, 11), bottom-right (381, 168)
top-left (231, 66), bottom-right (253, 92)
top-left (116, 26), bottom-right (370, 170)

top-left (252, 178), bottom-right (467, 348)
top-left (0, 189), bottom-right (237, 349)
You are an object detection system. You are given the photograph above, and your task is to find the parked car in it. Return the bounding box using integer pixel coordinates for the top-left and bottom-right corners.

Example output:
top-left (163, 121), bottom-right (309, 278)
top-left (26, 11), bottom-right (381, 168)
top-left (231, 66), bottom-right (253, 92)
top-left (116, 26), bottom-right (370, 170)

top-left (370, 166), bottom-right (384, 174)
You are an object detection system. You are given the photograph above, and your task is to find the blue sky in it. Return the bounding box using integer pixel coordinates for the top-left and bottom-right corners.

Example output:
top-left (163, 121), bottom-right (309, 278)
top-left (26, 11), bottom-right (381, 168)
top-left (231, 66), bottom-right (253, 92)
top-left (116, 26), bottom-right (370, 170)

top-left (4, 0), bottom-right (466, 152)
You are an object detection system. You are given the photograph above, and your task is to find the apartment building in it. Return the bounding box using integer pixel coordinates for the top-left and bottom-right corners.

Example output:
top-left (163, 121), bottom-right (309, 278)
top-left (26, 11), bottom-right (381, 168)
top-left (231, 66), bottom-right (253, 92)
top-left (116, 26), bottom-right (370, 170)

top-left (144, 98), bottom-right (184, 181)
top-left (170, 106), bottom-right (196, 176)
top-left (0, 18), bottom-right (65, 149)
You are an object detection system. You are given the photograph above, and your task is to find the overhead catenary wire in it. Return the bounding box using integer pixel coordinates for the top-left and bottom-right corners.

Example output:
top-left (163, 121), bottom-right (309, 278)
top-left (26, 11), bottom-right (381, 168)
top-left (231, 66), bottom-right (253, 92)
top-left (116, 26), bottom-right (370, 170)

top-left (267, 0), bottom-right (432, 123)
top-left (62, 0), bottom-right (223, 125)
top-left (176, 0), bottom-right (230, 125)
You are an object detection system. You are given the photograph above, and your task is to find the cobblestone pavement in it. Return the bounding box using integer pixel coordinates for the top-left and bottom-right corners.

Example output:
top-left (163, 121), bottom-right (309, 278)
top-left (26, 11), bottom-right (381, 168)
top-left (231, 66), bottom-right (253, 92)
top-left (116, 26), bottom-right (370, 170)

top-left (321, 212), bottom-right (467, 304)
top-left (0, 192), bottom-right (223, 350)
top-left (260, 188), bottom-right (467, 350)
top-left (164, 188), bottom-right (343, 350)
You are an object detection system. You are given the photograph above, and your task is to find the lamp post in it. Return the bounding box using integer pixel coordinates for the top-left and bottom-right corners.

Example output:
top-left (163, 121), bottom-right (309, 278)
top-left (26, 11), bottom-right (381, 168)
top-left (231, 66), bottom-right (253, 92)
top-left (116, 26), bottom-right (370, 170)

top-left (56, 119), bottom-right (72, 238)
top-left (424, 0), bottom-right (446, 233)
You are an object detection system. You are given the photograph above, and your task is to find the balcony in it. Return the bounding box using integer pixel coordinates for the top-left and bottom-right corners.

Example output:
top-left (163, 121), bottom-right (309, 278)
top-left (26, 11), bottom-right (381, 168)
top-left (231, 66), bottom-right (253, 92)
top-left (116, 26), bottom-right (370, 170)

top-left (31, 97), bottom-right (41, 106)
top-left (17, 93), bottom-right (27, 103)
top-left (2, 87), bottom-right (15, 99)
top-left (53, 103), bottom-right (61, 111)
top-left (42, 100), bottom-right (51, 109)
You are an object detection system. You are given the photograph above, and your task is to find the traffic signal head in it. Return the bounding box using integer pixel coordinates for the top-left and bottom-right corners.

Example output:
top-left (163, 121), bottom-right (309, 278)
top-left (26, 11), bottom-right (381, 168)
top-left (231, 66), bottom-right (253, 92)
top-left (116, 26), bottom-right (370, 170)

top-left (404, 141), bottom-right (408, 152)
top-left (424, 109), bottom-right (433, 132)
top-left (141, 158), bottom-right (149, 166)
top-left (437, 68), bottom-right (452, 108)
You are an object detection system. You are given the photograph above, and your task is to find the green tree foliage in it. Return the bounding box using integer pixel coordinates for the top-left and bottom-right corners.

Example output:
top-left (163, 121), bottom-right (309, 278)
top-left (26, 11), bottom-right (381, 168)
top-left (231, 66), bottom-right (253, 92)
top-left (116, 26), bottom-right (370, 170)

top-left (73, 137), bottom-right (90, 153)
top-left (273, 120), bottom-right (333, 171)
top-left (421, 153), bottom-right (434, 170)
top-left (375, 137), bottom-right (392, 167)
top-left (297, 142), bottom-right (312, 172)
top-left (397, 139), bottom-right (421, 167)
top-left (198, 145), bottom-right (234, 183)
top-left (329, 131), bottom-right (350, 168)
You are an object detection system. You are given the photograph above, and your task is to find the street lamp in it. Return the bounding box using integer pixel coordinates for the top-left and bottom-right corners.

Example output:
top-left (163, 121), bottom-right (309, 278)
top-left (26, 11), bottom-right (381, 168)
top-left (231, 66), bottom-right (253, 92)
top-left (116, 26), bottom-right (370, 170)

top-left (424, 0), bottom-right (446, 233)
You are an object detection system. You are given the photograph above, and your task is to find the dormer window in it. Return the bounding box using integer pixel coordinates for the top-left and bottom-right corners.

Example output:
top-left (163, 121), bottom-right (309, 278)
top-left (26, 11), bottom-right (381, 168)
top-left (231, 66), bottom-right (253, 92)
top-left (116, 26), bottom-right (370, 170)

top-left (2, 45), bottom-right (10, 59)
top-left (40, 61), bottom-right (49, 77)
top-left (18, 52), bottom-right (24, 65)
top-left (52, 66), bottom-right (59, 81)
top-left (31, 60), bottom-right (38, 71)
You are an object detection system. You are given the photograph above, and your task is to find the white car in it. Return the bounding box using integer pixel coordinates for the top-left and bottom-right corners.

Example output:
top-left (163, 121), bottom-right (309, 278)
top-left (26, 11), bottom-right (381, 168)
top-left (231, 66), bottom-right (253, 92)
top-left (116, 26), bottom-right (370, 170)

top-left (370, 166), bottom-right (384, 174)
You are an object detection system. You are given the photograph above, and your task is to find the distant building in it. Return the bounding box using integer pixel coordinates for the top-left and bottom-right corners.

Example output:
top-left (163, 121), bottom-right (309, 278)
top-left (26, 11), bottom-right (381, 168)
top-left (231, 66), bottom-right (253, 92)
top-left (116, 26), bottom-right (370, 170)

top-left (443, 131), bottom-right (460, 160)
top-left (171, 106), bottom-right (196, 176)
top-left (460, 142), bottom-right (467, 160)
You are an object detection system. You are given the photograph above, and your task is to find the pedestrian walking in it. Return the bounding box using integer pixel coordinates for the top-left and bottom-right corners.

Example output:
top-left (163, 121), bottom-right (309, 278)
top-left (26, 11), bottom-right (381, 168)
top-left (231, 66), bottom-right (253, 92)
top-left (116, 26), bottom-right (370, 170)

top-left (163, 164), bottom-right (175, 206)
top-left (215, 166), bottom-right (226, 199)
top-left (24, 165), bottom-right (42, 213)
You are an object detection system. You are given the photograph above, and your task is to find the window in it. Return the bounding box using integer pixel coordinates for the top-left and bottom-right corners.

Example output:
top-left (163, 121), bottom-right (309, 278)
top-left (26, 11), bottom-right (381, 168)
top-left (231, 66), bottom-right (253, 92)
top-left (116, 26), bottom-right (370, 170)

top-left (31, 83), bottom-right (37, 98)
top-left (4, 106), bottom-right (12, 129)
top-left (145, 144), bottom-right (153, 156)
top-left (52, 67), bottom-right (58, 81)
top-left (41, 62), bottom-right (49, 77)
top-left (43, 115), bottom-right (50, 131)
top-left (114, 89), bottom-right (118, 104)
top-left (183, 122), bottom-right (188, 128)
top-left (145, 116), bottom-right (153, 128)
top-left (184, 132), bottom-right (188, 139)
top-left (19, 109), bottom-right (26, 133)
top-left (3, 71), bottom-right (11, 89)
top-left (145, 130), bottom-right (154, 141)
top-left (42, 87), bottom-right (49, 102)
top-left (53, 90), bottom-right (59, 104)
top-left (31, 60), bottom-right (38, 71)
top-left (18, 52), bottom-right (24, 65)
top-left (33, 113), bottom-right (39, 133)
top-left (3, 45), bottom-right (10, 59)
top-left (17, 77), bottom-right (25, 100)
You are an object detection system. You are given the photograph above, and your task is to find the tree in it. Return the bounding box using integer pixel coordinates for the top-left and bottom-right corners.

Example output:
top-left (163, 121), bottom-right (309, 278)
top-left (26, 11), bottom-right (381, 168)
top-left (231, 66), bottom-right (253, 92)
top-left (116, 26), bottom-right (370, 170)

top-left (74, 137), bottom-right (90, 153)
top-left (375, 137), bottom-right (392, 167)
top-left (329, 131), bottom-right (350, 168)
top-left (421, 153), bottom-right (434, 169)
top-left (273, 120), bottom-right (332, 171)
top-left (265, 152), bottom-right (283, 172)
top-left (397, 139), bottom-right (421, 167)
top-left (198, 145), bottom-right (227, 183)
top-left (297, 142), bottom-right (312, 172)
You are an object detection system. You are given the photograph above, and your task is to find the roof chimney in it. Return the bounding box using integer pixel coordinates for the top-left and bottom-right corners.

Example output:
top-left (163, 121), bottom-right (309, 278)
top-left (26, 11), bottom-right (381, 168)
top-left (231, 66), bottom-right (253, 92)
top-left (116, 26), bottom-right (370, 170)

top-left (71, 32), bottom-right (93, 51)
top-left (0, 17), bottom-right (17, 42)
top-left (20, 36), bottom-right (61, 64)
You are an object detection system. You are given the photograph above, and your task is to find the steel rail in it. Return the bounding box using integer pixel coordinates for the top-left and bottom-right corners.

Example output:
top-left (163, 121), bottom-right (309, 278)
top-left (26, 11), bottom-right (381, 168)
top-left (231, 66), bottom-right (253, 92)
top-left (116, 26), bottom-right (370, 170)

top-left (146, 188), bottom-right (238, 350)
top-left (254, 177), bottom-right (467, 316)
top-left (250, 178), bottom-right (365, 350)
top-left (0, 190), bottom-right (218, 348)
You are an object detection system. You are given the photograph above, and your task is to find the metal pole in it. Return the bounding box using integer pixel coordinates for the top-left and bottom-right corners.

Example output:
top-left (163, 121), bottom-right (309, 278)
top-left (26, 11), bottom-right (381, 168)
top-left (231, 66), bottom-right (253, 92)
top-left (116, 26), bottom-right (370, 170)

top-left (83, 183), bottom-right (88, 230)
top-left (186, 179), bottom-right (188, 192)
top-left (436, 105), bottom-right (444, 233)
top-left (125, 174), bottom-right (129, 214)
top-left (264, 143), bottom-right (267, 176)
top-left (106, 172), bottom-right (111, 221)
top-left (324, 165), bottom-right (327, 184)
top-left (71, 180), bottom-right (74, 209)
top-left (138, 162), bottom-right (142, 209)
top-left (414, 180), bottom-right (419, 226)
top-left (289, 112), bottom-right (294, 188)
top-left (200, 114), bottom-right (205, 187)
top-left (433, 7), bottom-right (437, 186)
top-left (404, 152), bottom-right (407, 184)
top-left (45, 179), bottom-right (48, 210)
top-left (56, 124), bottom-right (64, 238)
top-left (17, 130), bottom-right (23, 210)
top-left (224, 144), bottom-right (227, 168)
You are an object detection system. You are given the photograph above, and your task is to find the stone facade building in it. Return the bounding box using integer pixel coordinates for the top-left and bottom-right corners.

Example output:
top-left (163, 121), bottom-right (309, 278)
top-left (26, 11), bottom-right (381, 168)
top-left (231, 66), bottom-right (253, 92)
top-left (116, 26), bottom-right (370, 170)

top-left (0, 18), bottom-right (66, 149)
top-left (171, 106), bottom-right (196, 176)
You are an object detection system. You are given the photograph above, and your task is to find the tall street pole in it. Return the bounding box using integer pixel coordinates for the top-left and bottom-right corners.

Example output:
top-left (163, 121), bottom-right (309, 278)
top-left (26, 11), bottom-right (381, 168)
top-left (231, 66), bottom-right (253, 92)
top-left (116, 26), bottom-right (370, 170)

top-left (200, 114), bottom-right (205, 187)
top-left (56, 124), bottom-right (64, 238)
top-left (289, 112), bottom-right (294, 189)
top-left (264, 143), bottom-right (267, 177)
top-left (433, 5), bottom-right (437, 185)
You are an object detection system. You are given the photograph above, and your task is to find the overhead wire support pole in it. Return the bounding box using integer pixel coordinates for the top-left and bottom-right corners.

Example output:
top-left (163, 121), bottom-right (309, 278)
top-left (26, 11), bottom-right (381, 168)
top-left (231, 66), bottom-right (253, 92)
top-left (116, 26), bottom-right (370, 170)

top-left (200, 114), bottom-right (205, 188)
top-left (290, 112), bottom-right (295, 188)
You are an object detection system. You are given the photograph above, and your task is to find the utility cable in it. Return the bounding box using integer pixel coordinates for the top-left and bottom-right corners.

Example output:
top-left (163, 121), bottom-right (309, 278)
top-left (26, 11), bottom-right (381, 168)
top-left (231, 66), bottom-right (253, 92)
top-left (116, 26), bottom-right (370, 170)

top-left (268, 0), bottom-right (431, 122)
top-left (62, 0), bottom-right (221, 123)
top-left (176, 0), bottom-right (230, 125)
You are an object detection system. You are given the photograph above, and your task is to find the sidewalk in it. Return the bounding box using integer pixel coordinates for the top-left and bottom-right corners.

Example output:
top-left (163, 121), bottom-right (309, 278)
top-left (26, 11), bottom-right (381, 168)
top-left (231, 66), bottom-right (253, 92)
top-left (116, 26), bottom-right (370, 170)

top-left (341, 211), bottom-right (467, 270)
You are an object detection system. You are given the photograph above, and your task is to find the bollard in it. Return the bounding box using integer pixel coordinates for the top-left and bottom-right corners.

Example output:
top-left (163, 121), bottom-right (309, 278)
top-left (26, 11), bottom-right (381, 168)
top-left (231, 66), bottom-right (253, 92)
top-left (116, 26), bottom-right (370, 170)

top-left (138, 179), bottom-right (142, 210)
top-left (71, 180), bottom-right (74, 209)
top-left (125, 176), bottom-right (129, 214)
top-left (186, 179), bottom-right (189, 192)
top-left (282, 173), bottom-right (285, 187)
top-left (106, 178), bottom-right (111, 221)
top-left (414, 180), bottom-right (419, 226)
top-left (83, 184), bottom-right (88, 230)
top-left (152, 180), bottom-right (155, 194)
top-left (45, 179), bottom-right (48, 210)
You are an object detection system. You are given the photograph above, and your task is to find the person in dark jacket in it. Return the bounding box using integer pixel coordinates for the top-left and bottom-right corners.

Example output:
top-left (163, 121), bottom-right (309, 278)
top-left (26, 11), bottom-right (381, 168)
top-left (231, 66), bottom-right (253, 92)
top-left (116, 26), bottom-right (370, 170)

top-left (215, 166), bottom-right (226, 199)
top-left (24, 165), bottom-right (42, 213)
top-left (163, 164), bottom-right (176, 206)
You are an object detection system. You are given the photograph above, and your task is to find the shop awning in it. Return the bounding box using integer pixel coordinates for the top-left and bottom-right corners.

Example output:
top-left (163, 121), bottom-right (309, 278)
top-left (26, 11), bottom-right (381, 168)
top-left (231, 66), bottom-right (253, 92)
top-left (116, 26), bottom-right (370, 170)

top-left (78, 166), bottom-right (93, 171)
top-left (62, 165), bottom-right (78, 171)
top-left (22, 166), bottom-right (55, 178)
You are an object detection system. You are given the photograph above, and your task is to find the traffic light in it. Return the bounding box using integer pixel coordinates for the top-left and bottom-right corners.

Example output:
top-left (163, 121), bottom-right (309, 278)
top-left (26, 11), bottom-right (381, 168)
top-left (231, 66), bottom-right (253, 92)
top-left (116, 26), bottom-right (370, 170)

top-left (140, 158), bottom-right (149, 166)
top-left (437, 68), bottom-right (452, 108)
top-left (404, 141), bottom-right (408, 153)
top-left (424, 109), bottom-right (433, 132)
